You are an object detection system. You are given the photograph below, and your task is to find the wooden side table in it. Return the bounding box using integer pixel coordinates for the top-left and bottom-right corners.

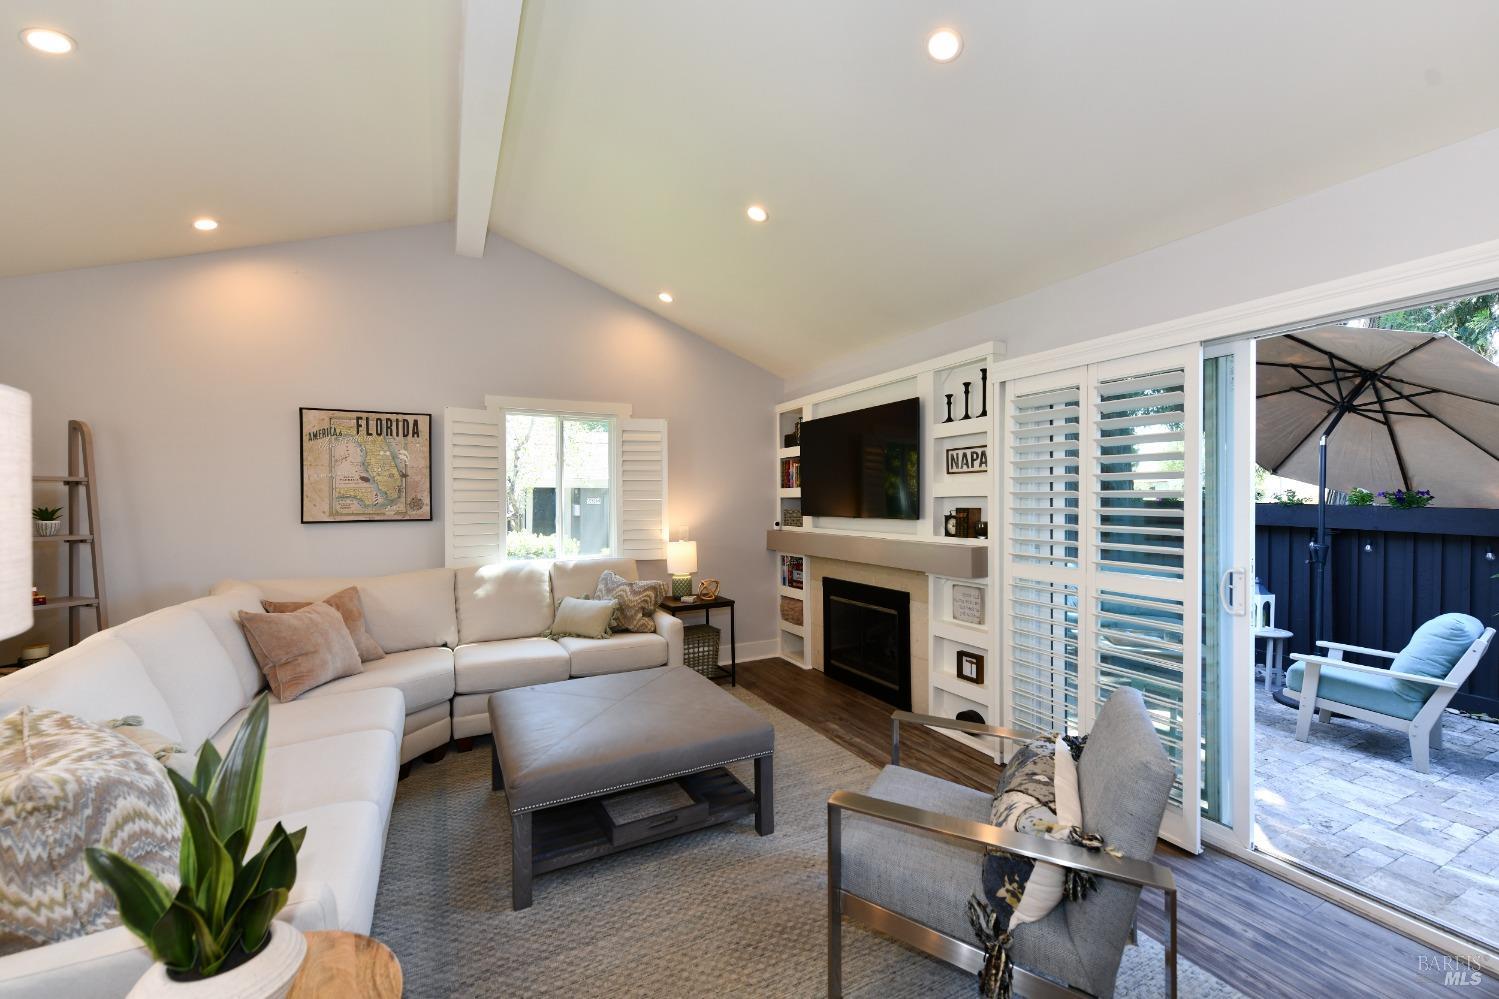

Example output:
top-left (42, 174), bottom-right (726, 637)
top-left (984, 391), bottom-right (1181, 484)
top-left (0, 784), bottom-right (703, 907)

top-left (660, 595), bottom-right (736, 685)
top-left (288, 931), bottom-right (401, 999)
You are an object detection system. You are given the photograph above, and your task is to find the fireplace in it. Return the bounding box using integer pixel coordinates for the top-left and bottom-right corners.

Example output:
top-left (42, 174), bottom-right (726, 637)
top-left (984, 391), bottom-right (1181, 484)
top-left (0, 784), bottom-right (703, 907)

top-left (822, 577), bottom-right (911, 710)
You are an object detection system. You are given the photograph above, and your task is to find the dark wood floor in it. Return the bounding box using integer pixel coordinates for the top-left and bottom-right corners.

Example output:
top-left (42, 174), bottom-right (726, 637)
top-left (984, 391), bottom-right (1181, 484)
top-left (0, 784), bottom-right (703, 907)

top-left (738, 657), bottom-right (1497, 998)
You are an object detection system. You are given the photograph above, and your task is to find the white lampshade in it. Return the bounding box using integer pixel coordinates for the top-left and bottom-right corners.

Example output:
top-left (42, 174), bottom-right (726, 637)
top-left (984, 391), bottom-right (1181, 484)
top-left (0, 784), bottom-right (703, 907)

top-left (0, 386), bottom-right (32, 641)
top-left (667, 540), bottom-right (698, 575)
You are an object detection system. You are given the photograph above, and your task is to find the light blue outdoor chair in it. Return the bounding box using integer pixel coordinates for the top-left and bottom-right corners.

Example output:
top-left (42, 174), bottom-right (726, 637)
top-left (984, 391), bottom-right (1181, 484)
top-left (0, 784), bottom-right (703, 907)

top-left (1287, 613), bottom-right (1495, 773)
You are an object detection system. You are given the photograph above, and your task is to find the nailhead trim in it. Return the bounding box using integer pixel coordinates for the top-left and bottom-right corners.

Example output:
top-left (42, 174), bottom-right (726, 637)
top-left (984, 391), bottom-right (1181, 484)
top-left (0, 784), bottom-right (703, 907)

top-left (510, 750), bottom-right (773, 813)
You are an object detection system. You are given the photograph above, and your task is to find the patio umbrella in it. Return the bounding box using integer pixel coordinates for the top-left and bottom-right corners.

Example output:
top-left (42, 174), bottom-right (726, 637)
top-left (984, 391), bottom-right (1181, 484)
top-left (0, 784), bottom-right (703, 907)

top-left (1257, 324), bottom-right (1499, 641)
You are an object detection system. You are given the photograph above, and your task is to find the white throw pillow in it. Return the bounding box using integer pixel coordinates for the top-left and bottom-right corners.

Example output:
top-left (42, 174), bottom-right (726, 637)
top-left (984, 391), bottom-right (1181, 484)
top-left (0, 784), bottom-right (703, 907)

top-left (1008, 735), bottom-right (1083, 927)
top-left (545, 597), bottom-right (617, 640)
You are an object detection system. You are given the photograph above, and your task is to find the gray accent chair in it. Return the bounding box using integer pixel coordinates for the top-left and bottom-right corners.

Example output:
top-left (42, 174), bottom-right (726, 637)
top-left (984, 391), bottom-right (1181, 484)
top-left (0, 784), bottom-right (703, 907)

top-left (827, 687), bottom-right (1179, 998)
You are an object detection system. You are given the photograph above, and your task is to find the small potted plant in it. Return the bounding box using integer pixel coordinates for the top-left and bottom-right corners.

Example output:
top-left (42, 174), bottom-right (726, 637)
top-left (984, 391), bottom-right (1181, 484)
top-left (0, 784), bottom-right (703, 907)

top-left (1377, 488), bottom-right (1434, 510)
top-left (32, 506), bottom-right (63, 537)
top-left (86, 694), bottom-right (308, 998)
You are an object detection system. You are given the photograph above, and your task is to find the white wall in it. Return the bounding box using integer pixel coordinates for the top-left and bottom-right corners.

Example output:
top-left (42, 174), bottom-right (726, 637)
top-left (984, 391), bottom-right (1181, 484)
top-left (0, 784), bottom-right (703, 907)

top-left (0, 223), bottom-right (782, 659)
top-left (786, 127), bottom-right (1499, 397)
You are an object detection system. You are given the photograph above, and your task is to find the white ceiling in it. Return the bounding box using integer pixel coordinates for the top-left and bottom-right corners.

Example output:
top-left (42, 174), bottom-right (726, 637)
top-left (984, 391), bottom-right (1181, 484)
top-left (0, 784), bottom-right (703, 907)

top-left (491, 0), bottom-right (1499, 375)
top-left (5, 2), bottom-right (1499, 378)
top-left (0, 2), bottom-right (459, 278)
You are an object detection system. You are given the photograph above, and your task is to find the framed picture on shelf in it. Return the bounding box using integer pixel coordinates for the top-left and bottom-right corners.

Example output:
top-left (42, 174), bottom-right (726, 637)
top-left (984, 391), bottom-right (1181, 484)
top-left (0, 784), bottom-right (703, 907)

top-left (944, 444), bottom-right (988, 475)
top-left (956, 649), bottom-right (985, 685)
top-left (951, 584), bottom-right (984, 625)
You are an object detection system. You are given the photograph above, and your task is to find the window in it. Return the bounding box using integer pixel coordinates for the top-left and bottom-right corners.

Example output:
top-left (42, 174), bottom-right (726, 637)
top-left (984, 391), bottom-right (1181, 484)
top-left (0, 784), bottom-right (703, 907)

top-left (505, 412), bottom-right (615, 559)
top-left (441, 397), bottom-right (666, 568)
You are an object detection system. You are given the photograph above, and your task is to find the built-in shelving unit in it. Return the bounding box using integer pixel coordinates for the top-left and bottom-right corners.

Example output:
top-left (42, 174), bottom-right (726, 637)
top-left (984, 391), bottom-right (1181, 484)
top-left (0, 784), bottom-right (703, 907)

top-left (924, 354), bottom-right (998, 756)
top-left (769, 345), bottom-right (1003, 759)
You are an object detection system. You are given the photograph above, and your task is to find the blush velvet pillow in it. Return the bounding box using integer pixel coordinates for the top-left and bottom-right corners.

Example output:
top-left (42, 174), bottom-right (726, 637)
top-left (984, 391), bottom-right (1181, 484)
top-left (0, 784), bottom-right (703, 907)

top-left (261, 586), bottom-right (385, 662)
top-left (238, 602), bottom-right (363, 700)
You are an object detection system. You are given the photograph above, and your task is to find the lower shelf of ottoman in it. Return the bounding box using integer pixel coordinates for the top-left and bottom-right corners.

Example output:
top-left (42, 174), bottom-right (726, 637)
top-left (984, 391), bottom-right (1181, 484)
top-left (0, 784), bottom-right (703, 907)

top-left (530, 768), bottom-right (757, 876)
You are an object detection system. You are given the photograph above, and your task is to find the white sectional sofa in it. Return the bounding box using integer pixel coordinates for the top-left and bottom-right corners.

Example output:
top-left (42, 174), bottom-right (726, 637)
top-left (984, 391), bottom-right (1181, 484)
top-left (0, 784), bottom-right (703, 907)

top-left (0, 556), bottom-right (681, 998)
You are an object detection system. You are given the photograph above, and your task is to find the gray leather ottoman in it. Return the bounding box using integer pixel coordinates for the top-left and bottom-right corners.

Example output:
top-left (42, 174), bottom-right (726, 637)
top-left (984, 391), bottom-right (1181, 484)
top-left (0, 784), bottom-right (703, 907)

top-left (488, 665), bottom-right (775, 909)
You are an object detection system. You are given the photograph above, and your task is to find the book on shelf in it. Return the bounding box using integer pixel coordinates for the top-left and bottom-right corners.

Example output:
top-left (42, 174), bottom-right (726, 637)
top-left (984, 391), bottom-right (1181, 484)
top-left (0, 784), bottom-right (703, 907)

top-left (779, 554), bottom-right (804, 589)
top-left (780, 456), bottom-right (801, 488)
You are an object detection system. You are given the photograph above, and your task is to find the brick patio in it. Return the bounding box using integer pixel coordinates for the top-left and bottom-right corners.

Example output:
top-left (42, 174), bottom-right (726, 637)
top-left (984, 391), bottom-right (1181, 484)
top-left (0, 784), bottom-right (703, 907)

top-left (1254, 682), bottom-right (1499, 948)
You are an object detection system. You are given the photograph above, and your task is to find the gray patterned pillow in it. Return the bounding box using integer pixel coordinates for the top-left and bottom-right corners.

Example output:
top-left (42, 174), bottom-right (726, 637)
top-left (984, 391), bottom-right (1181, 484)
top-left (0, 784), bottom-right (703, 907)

top-left (594, 570), bottom-right (667, 633)
top-left (0, 707), bottom-right (182, 954)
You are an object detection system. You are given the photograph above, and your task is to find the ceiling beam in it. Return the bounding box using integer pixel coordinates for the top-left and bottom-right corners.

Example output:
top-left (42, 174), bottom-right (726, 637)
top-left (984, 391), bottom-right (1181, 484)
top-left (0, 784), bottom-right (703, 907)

top-left (454, 0), bottom-right (524, 258)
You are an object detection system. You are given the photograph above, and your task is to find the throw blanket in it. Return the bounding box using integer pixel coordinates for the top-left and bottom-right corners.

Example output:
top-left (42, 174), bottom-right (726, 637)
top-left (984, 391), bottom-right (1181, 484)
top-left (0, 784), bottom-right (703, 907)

top-left (968, 734), bottom-right (1118, 999)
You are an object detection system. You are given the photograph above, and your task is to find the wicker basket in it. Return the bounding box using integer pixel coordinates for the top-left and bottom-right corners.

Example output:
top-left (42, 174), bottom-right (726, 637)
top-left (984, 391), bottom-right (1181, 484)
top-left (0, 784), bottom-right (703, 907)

top-left (779, 596), bottom-right (803, 626)
top-left (782, 507), bottom-right (803, 527)
top-left (683, 624), bottom-right (722, 678)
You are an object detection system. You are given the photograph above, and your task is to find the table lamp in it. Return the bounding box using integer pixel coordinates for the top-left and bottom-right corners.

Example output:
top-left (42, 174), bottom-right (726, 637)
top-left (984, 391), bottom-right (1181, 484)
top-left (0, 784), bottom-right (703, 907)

top-left (0, 386), bottom-right (32, 641)
top-left (667, 540), bottom-right (697, 599)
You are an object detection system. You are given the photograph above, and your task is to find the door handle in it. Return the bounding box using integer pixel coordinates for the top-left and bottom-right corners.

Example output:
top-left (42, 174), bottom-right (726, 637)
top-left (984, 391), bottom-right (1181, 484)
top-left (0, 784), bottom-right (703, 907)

top-left (1219, 568), bottom-right (1247, 615)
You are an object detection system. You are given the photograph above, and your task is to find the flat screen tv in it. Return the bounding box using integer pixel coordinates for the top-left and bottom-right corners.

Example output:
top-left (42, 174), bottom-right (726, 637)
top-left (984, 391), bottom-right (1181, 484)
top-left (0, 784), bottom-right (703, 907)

top-left (800, 398), bottom-right (920, 520)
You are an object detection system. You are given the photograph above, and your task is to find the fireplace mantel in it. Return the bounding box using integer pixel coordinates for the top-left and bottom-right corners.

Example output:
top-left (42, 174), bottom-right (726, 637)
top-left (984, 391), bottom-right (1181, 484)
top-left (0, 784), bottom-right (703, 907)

top-left (765, 529), bottom-right (987, 579)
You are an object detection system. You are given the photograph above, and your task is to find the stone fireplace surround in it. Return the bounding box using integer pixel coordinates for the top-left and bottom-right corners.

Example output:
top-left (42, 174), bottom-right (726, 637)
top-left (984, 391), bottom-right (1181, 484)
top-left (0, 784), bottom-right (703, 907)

top-left (807, 558), bottom-right (931, 714)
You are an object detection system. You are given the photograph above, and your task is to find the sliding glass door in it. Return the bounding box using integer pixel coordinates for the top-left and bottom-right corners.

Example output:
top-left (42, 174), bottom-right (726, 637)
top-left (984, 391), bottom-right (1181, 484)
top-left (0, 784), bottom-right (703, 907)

top-left (1200, 340), bottom-right (1256, 839)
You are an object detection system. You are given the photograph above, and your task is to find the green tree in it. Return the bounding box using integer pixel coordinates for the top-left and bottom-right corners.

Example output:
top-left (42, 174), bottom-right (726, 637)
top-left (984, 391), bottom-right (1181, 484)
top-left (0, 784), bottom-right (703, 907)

top-left (1360, 293), bottom-right (1499, 358)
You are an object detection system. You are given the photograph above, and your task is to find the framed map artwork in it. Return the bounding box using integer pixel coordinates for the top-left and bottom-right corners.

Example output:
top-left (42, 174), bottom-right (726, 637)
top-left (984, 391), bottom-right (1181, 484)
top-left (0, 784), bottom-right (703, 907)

top-left (300, 408), bottom-right (432, 523)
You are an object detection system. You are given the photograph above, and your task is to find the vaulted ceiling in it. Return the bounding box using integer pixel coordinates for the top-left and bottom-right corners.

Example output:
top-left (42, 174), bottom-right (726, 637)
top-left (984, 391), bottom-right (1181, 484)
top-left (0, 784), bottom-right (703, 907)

top-left (6, 1), bottom-right (1499, 377)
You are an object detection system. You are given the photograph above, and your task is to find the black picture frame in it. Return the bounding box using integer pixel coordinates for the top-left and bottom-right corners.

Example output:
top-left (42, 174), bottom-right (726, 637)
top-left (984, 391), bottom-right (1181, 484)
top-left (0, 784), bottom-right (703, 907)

top-left (300, 407), bottom-right (433, 524)
top-left (956, 649), bottom-right (985, 685)
top-left (944, 444), bottom-right (988, 475)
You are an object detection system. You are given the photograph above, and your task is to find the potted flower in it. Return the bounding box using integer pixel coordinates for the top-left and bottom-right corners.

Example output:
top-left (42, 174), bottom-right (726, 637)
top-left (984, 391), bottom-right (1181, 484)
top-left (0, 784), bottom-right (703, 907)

top-left (85, 694), bottom-right (308, 998)
top-left (1377, 488), bottom-right (1434, 510)
top-left (32, 506), bottom-right (63, 537)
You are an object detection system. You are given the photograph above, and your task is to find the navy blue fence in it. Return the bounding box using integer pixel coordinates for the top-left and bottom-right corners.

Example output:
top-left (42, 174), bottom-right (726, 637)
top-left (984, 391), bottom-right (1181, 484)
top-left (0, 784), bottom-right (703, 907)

top-left (1255, 504), bottom-right (1499, 715)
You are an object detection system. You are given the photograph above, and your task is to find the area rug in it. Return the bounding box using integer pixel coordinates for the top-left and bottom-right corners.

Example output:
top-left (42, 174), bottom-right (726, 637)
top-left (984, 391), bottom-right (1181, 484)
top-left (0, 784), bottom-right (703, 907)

top-left (372, 688), bottom-right (1241, 998)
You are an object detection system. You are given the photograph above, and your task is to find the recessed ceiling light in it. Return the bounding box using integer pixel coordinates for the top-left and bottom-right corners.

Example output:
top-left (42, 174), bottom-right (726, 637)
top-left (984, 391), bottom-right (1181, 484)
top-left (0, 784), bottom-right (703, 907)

top-left (20, 28), bottom-right (75, 55)
top-left (746, 204), bottom-right (769, 223)
top-left (192, 218), bottom-right (219, 232)
top-left (927, 28), bottom-right (962, 63)
top-left (658, 291), bottom-right (673, 304)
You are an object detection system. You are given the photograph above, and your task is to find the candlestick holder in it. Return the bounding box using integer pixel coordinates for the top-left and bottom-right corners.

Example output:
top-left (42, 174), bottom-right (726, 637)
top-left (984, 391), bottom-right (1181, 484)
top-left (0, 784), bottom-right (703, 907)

top-left (961, 382), bottom-right (972, 420)
top-left (943, 394), bottom-right (954, 423)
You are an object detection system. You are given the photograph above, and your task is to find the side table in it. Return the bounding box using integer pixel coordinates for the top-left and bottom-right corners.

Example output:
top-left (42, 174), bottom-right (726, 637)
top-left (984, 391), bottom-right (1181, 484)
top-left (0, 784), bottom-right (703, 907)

top-left (1255, 626), bottom-right (1294, 691)
top-left (288, 931), bottom-right (402, 999)
top-left (660, 595), bottom-right (736, 685)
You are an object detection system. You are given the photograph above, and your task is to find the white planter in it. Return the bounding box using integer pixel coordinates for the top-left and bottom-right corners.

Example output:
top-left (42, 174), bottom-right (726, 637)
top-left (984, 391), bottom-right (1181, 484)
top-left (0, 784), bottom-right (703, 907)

top-left (33, 520), bottom-right (62, 537)
top-left (128, 922), bottom-right (307, 999)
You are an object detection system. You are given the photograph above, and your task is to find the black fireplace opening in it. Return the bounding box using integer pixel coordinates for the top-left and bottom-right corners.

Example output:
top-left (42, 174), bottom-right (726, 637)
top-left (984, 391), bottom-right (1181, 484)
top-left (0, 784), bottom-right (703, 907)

top-left (822, 577), bottom-right (911, 710)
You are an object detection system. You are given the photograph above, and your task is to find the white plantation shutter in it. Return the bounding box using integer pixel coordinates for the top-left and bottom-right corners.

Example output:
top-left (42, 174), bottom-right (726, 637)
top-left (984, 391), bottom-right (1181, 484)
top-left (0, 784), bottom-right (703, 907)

top-left (617, 418), bottom-right (668, 559)
top-left (1005, 377), bottom-right (1084, 737)
top-left (1002, 346), bottom-right (1202, 852)
top-left (1089, 351), bottom-right (1200, 851)
top-left (443, 407), bottom-right (504, 567)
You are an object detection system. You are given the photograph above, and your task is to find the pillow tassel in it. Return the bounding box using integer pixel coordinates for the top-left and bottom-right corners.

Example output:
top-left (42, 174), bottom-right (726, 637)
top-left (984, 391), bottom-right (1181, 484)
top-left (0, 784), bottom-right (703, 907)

top-left (1059, 826), bottom-right (1125, 902)
top-left (968, 895), bottom-right (1015, 999)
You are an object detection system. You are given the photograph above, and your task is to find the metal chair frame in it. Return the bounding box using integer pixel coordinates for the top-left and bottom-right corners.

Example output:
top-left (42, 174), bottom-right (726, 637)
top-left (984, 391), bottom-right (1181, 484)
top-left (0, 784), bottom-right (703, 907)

top-left (827, 711), bottom-right (1179, 998)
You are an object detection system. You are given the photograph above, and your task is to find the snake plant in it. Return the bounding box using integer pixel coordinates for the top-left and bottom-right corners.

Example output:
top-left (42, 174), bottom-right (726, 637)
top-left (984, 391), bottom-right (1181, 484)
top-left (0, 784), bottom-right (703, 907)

top-left (85, 693), bottom-right (306, 979)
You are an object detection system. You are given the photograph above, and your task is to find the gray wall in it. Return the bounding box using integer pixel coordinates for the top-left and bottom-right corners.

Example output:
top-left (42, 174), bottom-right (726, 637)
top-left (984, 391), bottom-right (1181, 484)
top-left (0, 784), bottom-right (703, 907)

top-left (1, 223), bottom-right (782, 659)
top-left (787, 127), bottom-right (1499, 397)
